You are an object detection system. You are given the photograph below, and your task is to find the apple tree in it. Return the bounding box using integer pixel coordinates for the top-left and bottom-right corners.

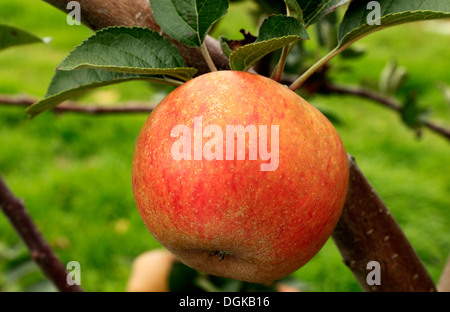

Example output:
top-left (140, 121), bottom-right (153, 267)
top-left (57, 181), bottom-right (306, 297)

top-left (0, 0), bottom-right (449, 292)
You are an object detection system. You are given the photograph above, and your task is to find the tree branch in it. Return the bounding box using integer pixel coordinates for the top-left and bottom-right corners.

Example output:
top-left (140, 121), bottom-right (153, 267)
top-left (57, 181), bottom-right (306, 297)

top-left (323, 83), bottom-right (450, 141)
top-left (332, 155), bottom-right (437, 292)
top-left (42, 0), bottom-right (230, 75)
top-left (0, 174), bottom-right (83, 292)
top-left (0, 95), bottom-right (154, 115)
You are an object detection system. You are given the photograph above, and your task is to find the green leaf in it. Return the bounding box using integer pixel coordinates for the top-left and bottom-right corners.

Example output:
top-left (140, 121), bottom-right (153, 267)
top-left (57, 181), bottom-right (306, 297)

top-left (297, 0), bottom-right (351, 27)
top-left (219, 36), bottom-right (233, 58)
top-left (379, 60), bottom-right (408, 96)
top-left (25, 68), bottom-right (178, 119)
top-left (230, 15), bottom-right (309, 71)
top-left (401, 92), bottom-right (430, 134)
top-left (57, 26), bottom-right (197, 81)
top-left (149, 0), bottom-right (229, 47)
top-left (256, 14), bottom-right (309, 42)
top-left (0, 24), bottom-right (45, 51)
top-left (284, 0), bottom-right (303, 21)
top-left (338, 0), bottom-right (450, 48)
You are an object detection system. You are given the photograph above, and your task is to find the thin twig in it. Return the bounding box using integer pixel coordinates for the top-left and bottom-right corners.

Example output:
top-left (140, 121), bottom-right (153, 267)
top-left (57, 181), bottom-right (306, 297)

top-left (0, 95), bottom-right (154, 115)
top-left (0, 174), bottom-right (83, 292)
top-left (322, 83), bottom-right (450, 141)
top-left (201, 42), bottom-right (218, 72)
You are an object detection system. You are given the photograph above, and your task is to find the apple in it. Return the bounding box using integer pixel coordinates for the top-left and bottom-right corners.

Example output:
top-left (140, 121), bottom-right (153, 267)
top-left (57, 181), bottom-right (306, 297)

top-left (132, 70), bottom-right (349, 284)
top-left (126, 249), bottom-right (176, 292)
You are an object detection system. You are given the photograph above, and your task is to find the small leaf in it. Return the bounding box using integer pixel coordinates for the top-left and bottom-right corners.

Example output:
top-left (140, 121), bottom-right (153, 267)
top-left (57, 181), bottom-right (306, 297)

top-left (315, 10), bottom-right (338, 50)
top-left (297, 0), bottom-right (351, 27)
top-left (230, 36), bottom-right (301, 71)
top-left (437, 83), bottom-right (450, 107)
top-left (149, 0), bottom-right (229, 47)
top-left (338, 0), bottom-right (450, 49)
top-left (255, 15), bottom-right (309, 43)
top-left (379, 60), bottom-right (408, 96)
top-left (219, 36), bottom-right (233, 58)
top-left (401, 91), bottom-right (430, 135)
top-left (57, 26), bottom-right (197, 81)
top-left (0, 24), bottom-right (44, 51)
top-left (25, 68), bottom-right (178, 118)
top-left (230, 15), bottom-right (309, 71)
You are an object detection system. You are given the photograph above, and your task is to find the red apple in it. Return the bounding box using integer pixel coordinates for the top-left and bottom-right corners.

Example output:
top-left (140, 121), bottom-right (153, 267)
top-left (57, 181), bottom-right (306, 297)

top-left (132, 71), bottom-right (349, 283)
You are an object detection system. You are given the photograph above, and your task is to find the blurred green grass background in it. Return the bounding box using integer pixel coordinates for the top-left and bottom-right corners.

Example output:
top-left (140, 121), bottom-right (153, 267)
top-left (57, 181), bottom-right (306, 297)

top-left (0, 0), bottom-right (449, 292)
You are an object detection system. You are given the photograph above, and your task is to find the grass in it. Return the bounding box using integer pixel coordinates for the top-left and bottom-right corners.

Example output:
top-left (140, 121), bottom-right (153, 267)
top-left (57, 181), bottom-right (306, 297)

top-left (0, 0), bottom-right (449, 292)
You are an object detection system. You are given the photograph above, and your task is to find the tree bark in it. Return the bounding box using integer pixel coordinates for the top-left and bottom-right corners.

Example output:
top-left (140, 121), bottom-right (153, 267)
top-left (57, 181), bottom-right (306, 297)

top-left (0, 175), bottom-right (82, 292)
top-left (43, 0), bottom-right (230, 75)
top-left (331, 155), bottom-right (437, 292)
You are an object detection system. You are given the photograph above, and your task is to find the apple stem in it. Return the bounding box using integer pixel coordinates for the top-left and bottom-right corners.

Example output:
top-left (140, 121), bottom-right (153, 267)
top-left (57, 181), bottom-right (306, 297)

top-left (271, 45), bottom-right (290, 82)
top-left (288, 47), bottom-right (337, 91)
top-left (201, 42), bottom-right (218, 72)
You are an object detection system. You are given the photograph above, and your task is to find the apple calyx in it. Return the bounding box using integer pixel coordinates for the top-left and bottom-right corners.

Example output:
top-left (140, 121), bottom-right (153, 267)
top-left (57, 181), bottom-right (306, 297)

top-left (210, 250), bottom-right (233, 261)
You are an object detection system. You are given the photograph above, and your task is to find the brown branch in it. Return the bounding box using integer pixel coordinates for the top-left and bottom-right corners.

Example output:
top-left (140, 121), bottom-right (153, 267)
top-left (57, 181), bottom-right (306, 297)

top-left (43, 0), bottom-right (229, 75)
top-left (0, 174), bottom-right (83, 292)
top-left (438, 255), bottom-right (450, 292)
top-left (322, 83), bottom-right (450, 141)
top-left (331, 155), bottom-right (437, 292)
top-left (0, 95), bottom-right (153, 115)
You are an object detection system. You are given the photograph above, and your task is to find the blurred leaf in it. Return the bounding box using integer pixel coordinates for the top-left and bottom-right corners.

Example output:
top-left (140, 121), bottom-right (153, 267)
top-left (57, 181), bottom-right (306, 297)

top-left (149, 0), bottom-right (229, 47)
top-left (0, 24), bottom-right (44, 51)
top-left (6, 260), bottom-right (39, 284)
top-left (437, 83), bottom-right (450, 107)
top-left (379, 60), bottom-right (408, 96)
top-left (24, 279), bottom-right (57, 292)
top-left (217, 278), bottom-right (243, 292)
top-left (340, 46), bottom-right (366, 59)
top-left (315, 11), bottom-right (338, 50)
top-left (0, 242), bottom-right (22, 261)
top-left (401, 92), bottom-right (430, 136)
top-left (314, 105), bottom-right (342, 126)
top-left (230, 15), bottom-right (308, 71)
top-left (57, 27), bottom-right (197, 81)
top-left (169, 262), bottom-right (204, 292)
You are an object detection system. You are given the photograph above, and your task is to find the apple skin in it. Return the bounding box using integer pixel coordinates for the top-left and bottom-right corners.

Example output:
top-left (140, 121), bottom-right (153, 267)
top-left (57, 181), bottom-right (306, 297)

top-left (132, 70), bottom-right (349, 283)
